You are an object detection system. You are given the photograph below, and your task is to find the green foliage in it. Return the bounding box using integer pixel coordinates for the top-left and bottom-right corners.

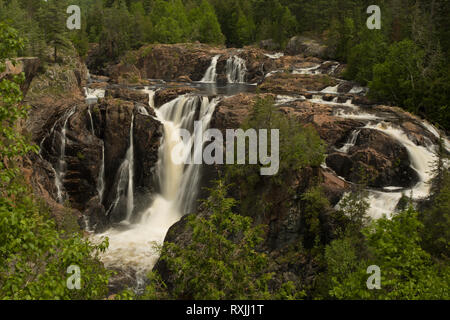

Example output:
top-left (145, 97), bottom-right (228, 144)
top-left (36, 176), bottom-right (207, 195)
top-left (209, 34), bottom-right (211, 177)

top-left (0, 22), bottom-right (111, 300)
top-left (370, 39), bottom-right (425, 113)
top-left (300, 186), bottom-right (331, 248)
top-left (225, 96), bottom-right (326, 218)
top-left (325, 208), bottom-right (450, 300)
top-left (188, 0), bottom-right (225, 45)
top-left (37, 0), bottom-right (72, 62)
top-left (420, 152), bottom-right (450, 260)
top-left (143, 179), bottom-right (273, 300)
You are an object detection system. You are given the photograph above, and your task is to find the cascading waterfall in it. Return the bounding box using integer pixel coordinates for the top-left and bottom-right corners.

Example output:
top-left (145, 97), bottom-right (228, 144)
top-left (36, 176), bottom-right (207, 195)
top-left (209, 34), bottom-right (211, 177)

top-left (97, 144), bottom-right (105, 202)
top-left (226, 55), bottom-right (247, 83)
top-left (336, 122), bottom-right (438, 219)
top-left (84, 87), bottom-right (105, 105)
top-left (105, 114), bottom-right (135, 220)
top-left (87, 106), bottom-right (95, 135)
top-left (201, 55), bottom-right (221, 83)
top-left (321, 84), bottom-right (339, 94)
top-left (337, 129), bottom-right (361, 154)
top-left (97, 94), bottom-right (219, 277)
top-left (55, 107), bottom-right (76, 203)
top-left (126, 114), bottom-right (135, 221)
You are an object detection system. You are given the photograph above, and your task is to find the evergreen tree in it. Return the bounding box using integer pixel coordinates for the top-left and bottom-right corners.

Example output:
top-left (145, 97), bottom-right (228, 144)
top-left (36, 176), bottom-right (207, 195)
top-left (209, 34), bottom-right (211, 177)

top-left (38, 0), bottom-right (71, 62)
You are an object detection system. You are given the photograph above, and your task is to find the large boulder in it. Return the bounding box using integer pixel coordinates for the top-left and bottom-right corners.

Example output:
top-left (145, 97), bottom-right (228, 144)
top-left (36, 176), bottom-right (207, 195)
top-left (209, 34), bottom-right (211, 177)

top-left (285, 36), bottom-right (329, 58)
top-left (326, 129), bottom-right (419, 188)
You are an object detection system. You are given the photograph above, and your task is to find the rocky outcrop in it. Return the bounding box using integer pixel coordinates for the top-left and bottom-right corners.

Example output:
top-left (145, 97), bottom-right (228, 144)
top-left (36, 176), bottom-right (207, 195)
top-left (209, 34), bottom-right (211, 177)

top-left (105, 87), bottom-right (149, 105)
top-left (107, 44), bottom-right (218, 83)
top-left (285, 36), bottom-right (330, 58)
top-left (154, 87), bottom-right (200, 107)
top-left (326, 129), bottom-right (419, 188)
top-left (258, 73), bottom-right (337, 95)
top-left (0, 57), bottom-right (41, 95)
top-left (106, 43), bottom-right (315, 86)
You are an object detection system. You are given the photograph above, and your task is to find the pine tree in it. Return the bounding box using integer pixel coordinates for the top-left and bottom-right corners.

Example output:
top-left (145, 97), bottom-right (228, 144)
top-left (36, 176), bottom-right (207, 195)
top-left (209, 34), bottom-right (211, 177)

top-left (38, 0), bottom-right (71, 62)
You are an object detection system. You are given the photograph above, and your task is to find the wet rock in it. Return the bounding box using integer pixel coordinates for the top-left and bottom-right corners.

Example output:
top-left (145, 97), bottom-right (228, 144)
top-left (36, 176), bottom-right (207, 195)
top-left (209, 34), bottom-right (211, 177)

top-left (84, 196), bottom-right (108, 233)
top-left (154, 87), bottom-right (199, 107)
top-left (133, 111), bottom-right (162, 212)
top-left (326, 129), bottom-right (420, 188)
top-left (105, 87), bottom-right (149, 105)
top-left (258, 73), bottom-right (337, 95)
top-left (337, 82), bottom-right (353, 93)
top-left (90, 82), bottom-right (108, 90)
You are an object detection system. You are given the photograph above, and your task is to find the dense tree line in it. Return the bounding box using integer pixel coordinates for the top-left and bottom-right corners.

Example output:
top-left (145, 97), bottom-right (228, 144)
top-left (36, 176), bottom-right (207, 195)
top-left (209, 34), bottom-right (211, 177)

top-left (1, 0), bottom-right (448, 130)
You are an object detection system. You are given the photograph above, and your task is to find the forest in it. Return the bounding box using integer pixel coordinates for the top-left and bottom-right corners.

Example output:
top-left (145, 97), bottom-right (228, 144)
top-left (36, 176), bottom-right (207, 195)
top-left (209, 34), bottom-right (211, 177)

top-left (0, 0), bottom-right (449, 300)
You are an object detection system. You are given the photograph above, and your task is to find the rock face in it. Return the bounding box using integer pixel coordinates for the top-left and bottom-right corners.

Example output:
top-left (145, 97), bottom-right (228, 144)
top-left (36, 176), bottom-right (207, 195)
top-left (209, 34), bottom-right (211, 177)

top-left (285, 36), bottom-right (330, 58)
top-left (259, 73), bottom-right (337, 94)
top-left (326, 129), bottom-right (419, 188)
top-left (0, 57), bottom-right (41, 95)
top-left (154, 87), bottom-right (199, 107)
top-left (104, 87), bottom-right (149, 105)
top-left (106, 43), bottom-right (307, 86)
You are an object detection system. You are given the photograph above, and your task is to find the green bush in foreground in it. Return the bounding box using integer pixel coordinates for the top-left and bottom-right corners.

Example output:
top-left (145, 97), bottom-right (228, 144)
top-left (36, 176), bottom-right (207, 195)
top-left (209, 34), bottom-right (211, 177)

top-left (0, 22), bottom-right (111, 300)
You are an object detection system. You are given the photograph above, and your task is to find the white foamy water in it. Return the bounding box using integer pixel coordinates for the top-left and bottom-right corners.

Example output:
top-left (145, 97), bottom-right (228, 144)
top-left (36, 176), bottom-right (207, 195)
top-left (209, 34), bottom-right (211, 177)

top-left (334, 109), bottom-right (380, 120)
top-left (337, 129), bottom-right (361, 153)
top-left (55, 107), bottom-right (76, 203)
top-left (264, 52), bottom-right (284, 59)
top-left (84, 87), bottom-right (105, 104)
top-left (201, 55), bottom-right (221, 83)
top-left (96, 94), bottom-right (219, 277)
top-left (226, 56), bottom-right (247, 83)
top-left (275, 95), bottom-right (305, 105)
top-left (292, 64), bottom-right (321, 75)
top-left (363, 122), bottom-right (438, 218)
top-left (321, 84), bottom-right (339, 94)
top-left (308, 95), bottom-right (356, 109)
top-left (421, 121), bottom-right (450, 153)
top-left (349, 86), bottom-right (366, 94)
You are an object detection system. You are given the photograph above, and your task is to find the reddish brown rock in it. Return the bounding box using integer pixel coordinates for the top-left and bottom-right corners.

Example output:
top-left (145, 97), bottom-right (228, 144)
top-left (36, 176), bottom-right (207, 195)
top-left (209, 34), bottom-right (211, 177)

top-left (258, 73), bottom-right (337, 95)
top-left (154, 87), bottom-right (199, 107)
top-left (105, 87), bottom-right (149, 105)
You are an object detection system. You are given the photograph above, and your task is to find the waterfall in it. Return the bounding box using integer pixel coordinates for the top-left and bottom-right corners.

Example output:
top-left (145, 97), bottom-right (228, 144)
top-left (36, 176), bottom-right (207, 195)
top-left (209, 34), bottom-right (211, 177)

top-left (126, 114), bottom-right (135, 221)
top-left (201, 55), bottom-right (220, 83)
top-left (293, 64), bottom-right (321, 75)
top-left (226, 56), bottom-right (247, 83)
top-left (87, 106), bottom-right (95, 135)
top-left (97, 95), bottom-right (219, 277)
top-left (351, 122), bottom-right (437, 219)
top-left (105, 113), bottom-right (135, 221)
top-left (337, 129), bottom-right (361, 153)
top-left (264, 52), bottom-right (284, 59)
top-left (55, 107), bottom-right (76, 203)
top-left (84, 87), bottom-right (105, 105)
top-left (98, 143), bottom-right (105, 202)
top-left (86, 105), bottom-right (105, 202)
top-left (321, 84), bottom-right (339, 94)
